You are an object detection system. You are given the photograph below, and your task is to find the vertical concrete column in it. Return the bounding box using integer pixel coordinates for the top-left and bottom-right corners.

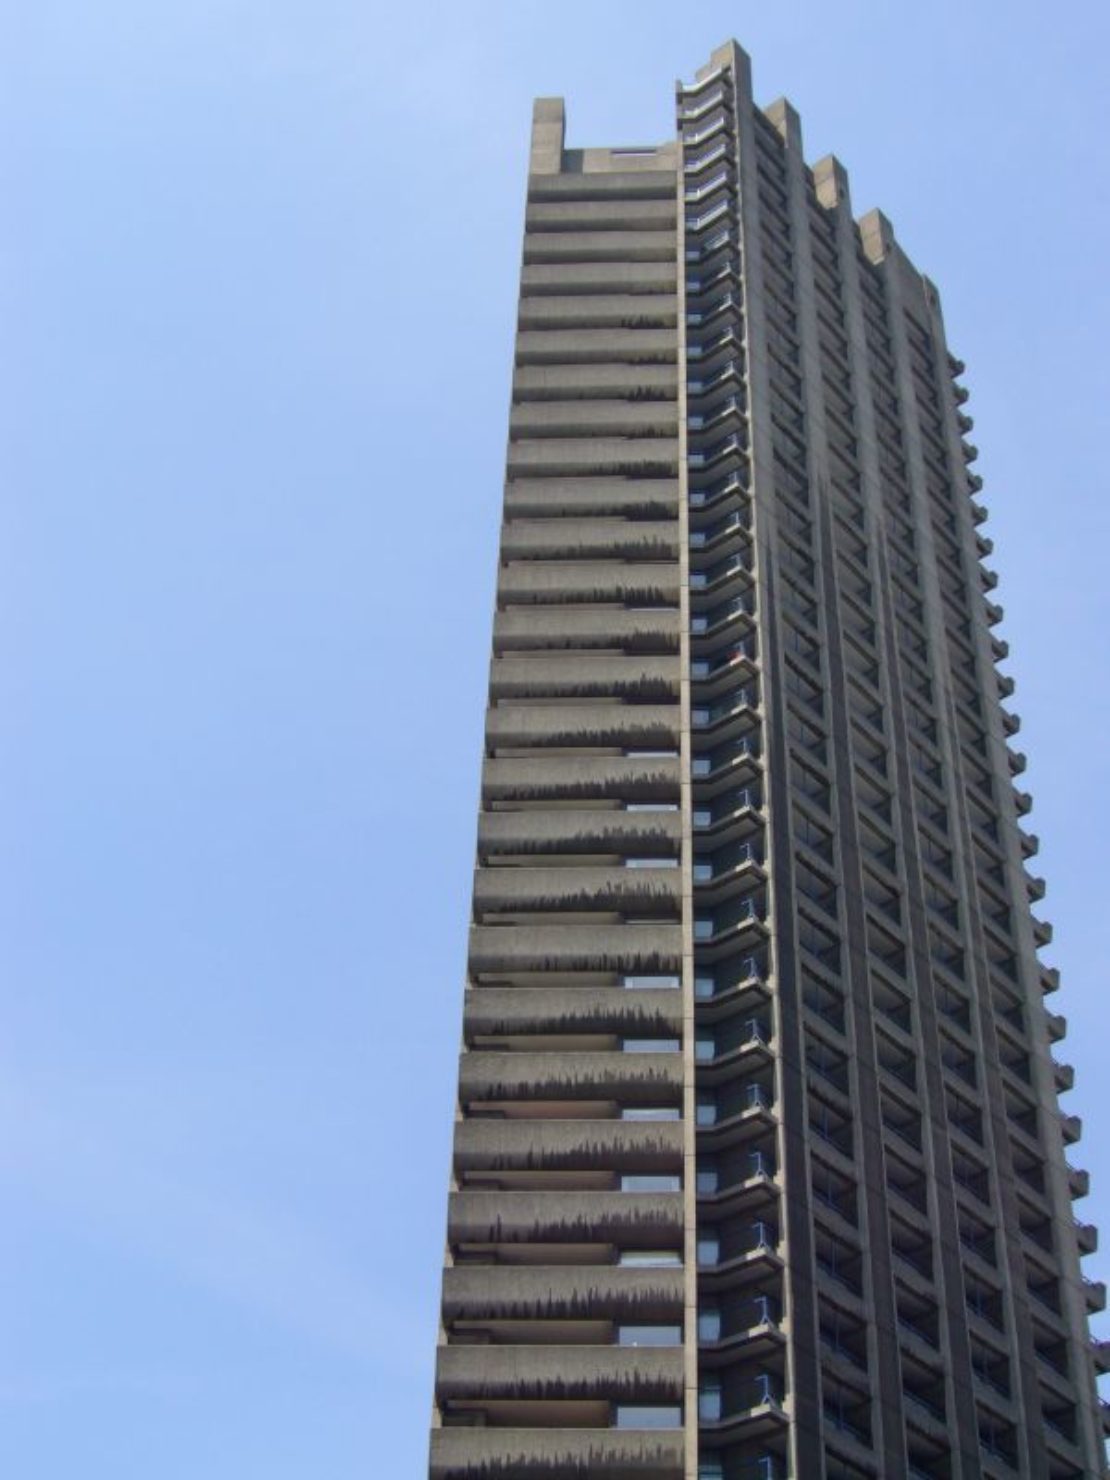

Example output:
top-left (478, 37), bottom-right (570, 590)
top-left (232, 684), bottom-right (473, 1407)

top-left (529, 97), bottom-right (565, 175)
top-left (673, 113), bottom-right (699, 1480)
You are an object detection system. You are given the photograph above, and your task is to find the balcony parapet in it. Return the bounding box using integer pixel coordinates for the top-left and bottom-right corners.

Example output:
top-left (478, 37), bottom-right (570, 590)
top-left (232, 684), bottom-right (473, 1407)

top-left (458, 1050), bottom-right (684, 1106)
top-left (448, 1190), bottom-right (684, 1246)
top-left (503, 520), bottom-right (683, 565)
top-left (516, 329), bottom-right (678, 365)
top-left (518, 294), bottom-right (678, 330)
top-left (528, 170), bottom-right (679, 203)
top-left (494, 606), bottom-right (680, 653)
top-left (526, 199), bottom-right (678, 233)
top-left (481, 755), bottom-right (679, 804)
top-left (469, 924), bottom-right (682, 976)
top-left (453, 1117), bottom-right (684, 1173)
top-left (430, 1428), bottom-right (684, 1480)
top-left (436, 1344), bottom-right (683, 1403)
top-left (486, 702), bottom-right (679, 751)
top-left (498, 560), bottom-right (680, 606)
top-left (474, 864), bottom-right (681, 916)
top-left (504, 476), bottom-right (678, 518)
top-left (441, 1264), bottom-right (684, 1323)
top-left (464, 987), bottom-right (682, 1040)
top-left (511, 403), bottom-right (678, 441)
top-left (490, 655), bottom-right (679, 702)
top-left (478, 808), bottom-right (681, 859)
top-left (523, 229), bottom-right (680, 266)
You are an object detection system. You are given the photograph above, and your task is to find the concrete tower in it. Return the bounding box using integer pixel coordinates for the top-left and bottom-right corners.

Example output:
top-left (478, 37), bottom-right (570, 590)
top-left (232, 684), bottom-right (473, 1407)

top-left (427, 40), bottom-right (1107, 1480)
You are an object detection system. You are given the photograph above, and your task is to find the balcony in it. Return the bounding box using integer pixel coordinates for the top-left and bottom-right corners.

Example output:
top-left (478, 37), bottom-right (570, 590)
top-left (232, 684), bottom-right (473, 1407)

top-left (689, 649), bottom-right (758, 702)
top-left (694, 1018), bottom-right (773, 1079)
top-left (464, 985), bottom-right (681, 1042)
top-left (494, 606), bottom-right (680, 653)
top-left (489, 656), bottom-right (679, 703)
top-left (430, 1428), bottom-right (684, 1479)
top-left (516, 329), bottom-right (678, 365)
top-left (523, 228), bottom-right (680, 265)
top-left (481, 755), bottom-right (679, 805)
top-left (695, 1087), bottom-right (776, 1153)
top-left (473, 864), bottom-right (681, 918)
top-left (448, 1190), bottom-right (684, 1248)
top-left (504, 476), bottom-right (678, 519)
top-left (511, 401), bottom-right (678, 441)
top-left (458, 1051), bottom-right (684, 1109)
top-left (453, 1118), bottom-right (684, 1175)
top-left (441, 1264), bottom-right (685, 1324)
top-left (468, 923), bottom-right (682, 977)
top-left (687, 507), bottom-right (750, 553)
top-left (477, 807), bottom-right (682, 861)
top-left (691, 908), bottom-right (767, 965)
top-left (1073, 1220), bottom-right (1098, 1256)
top-left (436, 1344), bottom-right (684, 1404)
top-left (528, 170), bottom-right (679, 203)
top-left (486, 702), bottom-right (679, 752)
top-left (520, 260), bottom-right (677, 296)
top-left (525, 198), bottom-right (677, 234)
top-left (518, 293), bottom-right (679, 332)
top-left (697, 1219), bottom-right (781, 1284)
top-left (507, 437), bottom-right (679, 479)
top-left (498, 559), bottom-right (681, 607)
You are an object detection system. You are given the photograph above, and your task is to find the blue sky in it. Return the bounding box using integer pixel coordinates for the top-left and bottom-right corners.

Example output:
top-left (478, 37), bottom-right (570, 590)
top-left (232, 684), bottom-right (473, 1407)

top-left (3, 2), bottom-right (1108, 1474)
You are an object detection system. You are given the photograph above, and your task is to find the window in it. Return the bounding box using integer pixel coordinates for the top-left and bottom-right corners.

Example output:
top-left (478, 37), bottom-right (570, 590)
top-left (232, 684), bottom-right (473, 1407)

top-left (618, 1325), bottom-right (682, 1346)
top-left (615, 1405), bottom-right (683, 1429)
top-left (618, 1250), bottom-right (682, 1267)
top-left (621, 1107), bottom-right (681, 1121)
top-left (622, 1038), bottom-right (680, 1053)
top-left (621, 1174), bottom-right (681, 1192)
top-left (698, 1378), bottom-right (722, 1422)
top-left (697, 1234), bottom-right (721, 1266)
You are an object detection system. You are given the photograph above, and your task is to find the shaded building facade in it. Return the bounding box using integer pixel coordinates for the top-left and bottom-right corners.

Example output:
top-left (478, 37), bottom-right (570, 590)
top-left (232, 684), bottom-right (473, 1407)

top-left (428, 39), bottom-right (1107, 1480)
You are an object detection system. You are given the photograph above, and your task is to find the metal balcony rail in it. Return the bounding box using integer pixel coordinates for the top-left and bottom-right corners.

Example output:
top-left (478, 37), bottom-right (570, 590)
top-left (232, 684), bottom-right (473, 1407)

top-left (684, 139), bottom-right (729, 175)
top-left (685, 223), bottom-right (733, 260)
top-left (692, 690), bottom-right (756, 727)
top-left (678, 86), bottom-right (730, 121)
top-left (686, 198), bottom-right (732, 233)
top-left (689, 467), bottom-right (748, 505)
top-left (684, 168), bottom-right (733, 202)
top-left (682, 111), bottom-right (730, 150)
top-left (688, 357), bottom-right (744, 396)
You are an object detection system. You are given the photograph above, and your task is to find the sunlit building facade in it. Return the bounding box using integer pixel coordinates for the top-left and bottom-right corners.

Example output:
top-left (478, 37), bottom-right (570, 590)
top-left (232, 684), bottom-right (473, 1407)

top-left (427, 39), bottom-right (1107, 1480)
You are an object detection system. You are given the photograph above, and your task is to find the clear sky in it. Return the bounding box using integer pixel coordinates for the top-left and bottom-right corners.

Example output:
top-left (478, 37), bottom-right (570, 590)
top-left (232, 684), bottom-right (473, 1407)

top-left (3, 2), bottom-right (1108, 1474)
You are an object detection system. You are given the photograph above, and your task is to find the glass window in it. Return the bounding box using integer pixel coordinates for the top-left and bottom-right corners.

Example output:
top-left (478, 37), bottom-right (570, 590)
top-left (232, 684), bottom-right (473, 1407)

top-left (617, 1324), bottom-right (683, 1346)
top-left (618, 1250), bottom-right (682, 1267)
top-left (697, 1235), bottom-right (720, 1266)
top-left (621, 1174), bottom-right (681, 1192)
top-left (698, 1308), bottom-right (722, 1342)
top-left (621, 1107), bottom-right (681, 1121)
top-left (622, 1038), bottom-right (681, 1053)
top-left (615, 1405), bottom-right (683, 1429)
top-left (698, 1379), bottom-right (722, 1422)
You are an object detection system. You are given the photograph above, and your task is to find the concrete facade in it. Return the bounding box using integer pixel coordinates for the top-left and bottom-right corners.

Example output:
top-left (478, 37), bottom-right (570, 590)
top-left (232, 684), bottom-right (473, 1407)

top-left (428, 39), bottom-right (1107, 1480)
